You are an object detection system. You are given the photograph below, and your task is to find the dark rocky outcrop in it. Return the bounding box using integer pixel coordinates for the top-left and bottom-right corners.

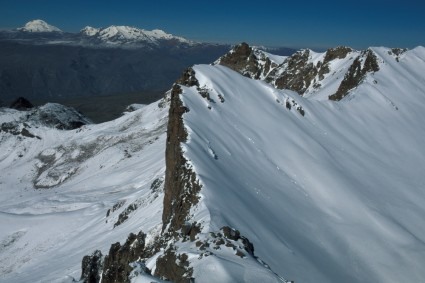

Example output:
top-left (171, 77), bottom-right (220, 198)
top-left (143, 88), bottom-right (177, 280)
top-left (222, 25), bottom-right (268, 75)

top-left (218, 42), bottom-right (260, 78)
top-left (0, 122), bottom-right (41, 139)
top-left (221, 226), bottom-right (255, 256)
top-left (155, 247), bottom-right (193, 283)
top-left (322, 46), bottom-right (352, 63)
top-left (271, 49), bottom-right (318, 94)
top-left (114, 203), bottom-right (139, 228)
top-left (268, 47), bottom-right (352, 95)
top-left (176, 67), bottom-right (199, 87)
top-left (9, 97), bottom-right (34, 110)
top-left (388, 48), bottom-right (408, 62)
top-left (81, 250), bottom-right (103, 283)
top-left (329, 49), bottom-right (380, 101)
top-left (162, 71), bottom-right (202, 235)
top-left (80, 230), bottom-right (170, 283)
top-left (100, 232), bottom-right (147, 283)
top-left (217, 42), bottom-right (282, 80)
top-left (317, 46), bottom-right (353, 80)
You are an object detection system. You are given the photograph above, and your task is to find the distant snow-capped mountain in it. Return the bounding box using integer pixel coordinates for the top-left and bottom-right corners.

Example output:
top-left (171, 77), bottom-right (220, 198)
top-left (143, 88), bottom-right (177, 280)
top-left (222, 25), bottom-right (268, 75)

top-left (17, 19), bottom-right (62, 33)
top-left (80, 25), bottom-right (192, 46)
top-left (4, 20), bottom-right (194, 48)
top-left (0, 20), bottom-right (232, 105)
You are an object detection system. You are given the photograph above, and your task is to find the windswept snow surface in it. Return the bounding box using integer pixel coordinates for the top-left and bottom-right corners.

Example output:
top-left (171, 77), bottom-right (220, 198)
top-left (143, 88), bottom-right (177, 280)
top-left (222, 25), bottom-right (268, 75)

top-left (179, 46), bottom-right (425, 282)
top-left (0, 100), bottom-right (168, 282)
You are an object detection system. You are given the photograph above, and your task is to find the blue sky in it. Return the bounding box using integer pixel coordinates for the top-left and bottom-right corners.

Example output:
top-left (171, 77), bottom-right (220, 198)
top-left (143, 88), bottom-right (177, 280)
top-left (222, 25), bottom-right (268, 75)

top-left (1, 0), bottom-right (424, 49)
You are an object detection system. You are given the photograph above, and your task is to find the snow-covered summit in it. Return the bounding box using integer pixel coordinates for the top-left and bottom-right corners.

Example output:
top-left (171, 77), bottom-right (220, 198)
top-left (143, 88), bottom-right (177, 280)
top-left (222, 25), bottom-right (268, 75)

top-left (80, 24), bottom-right (191, 46)
top-left (18, 19), bottom-right (62, 33)
top-left (80, 26), bottom-right (100, 36)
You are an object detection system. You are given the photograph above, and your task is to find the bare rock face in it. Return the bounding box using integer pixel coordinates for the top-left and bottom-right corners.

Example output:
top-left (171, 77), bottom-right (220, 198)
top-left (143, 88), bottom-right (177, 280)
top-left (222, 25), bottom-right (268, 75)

top-left (155, 247), bottom-right (193, 283)
top-left (101, 232), bottom-right (147, 283)
top-left (218, 43), bottom-right (382, 102)
top-left (323, 46), bottom-right (353, 63)
top-left (272, 49), bottom-right (318, 94)
top-left (218, 42), bottom-right (273, 79)
top-left (80, 250), bottom-right (103, 283)
top-left (218, 42), bottom-right (256, 76)
top-left (330, 49), bottom-right (379, 101)
top-left (162, 69), bottom-right (202, 235)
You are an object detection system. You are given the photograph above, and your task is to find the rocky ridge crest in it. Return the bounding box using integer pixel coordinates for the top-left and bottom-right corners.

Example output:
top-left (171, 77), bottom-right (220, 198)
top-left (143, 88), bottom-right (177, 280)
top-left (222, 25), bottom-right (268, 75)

top-left (217, 43), bottom-right (383, 101)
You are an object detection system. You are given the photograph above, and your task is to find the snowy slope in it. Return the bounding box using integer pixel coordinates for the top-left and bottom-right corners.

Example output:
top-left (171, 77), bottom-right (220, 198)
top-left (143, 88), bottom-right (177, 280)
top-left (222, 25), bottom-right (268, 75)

top-left (18, 20), bottom-right (62, 33)
top-left (176, 46), bottom-right (425, 282)
top-left (0, 99), bottom-right (169, 282)
top-left (2, 45), bottom-right (425, 282)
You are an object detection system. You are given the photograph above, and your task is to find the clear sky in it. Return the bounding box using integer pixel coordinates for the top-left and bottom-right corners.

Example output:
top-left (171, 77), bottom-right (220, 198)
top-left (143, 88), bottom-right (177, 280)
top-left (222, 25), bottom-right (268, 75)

top-left (1, 0), bottom-right (424, 49)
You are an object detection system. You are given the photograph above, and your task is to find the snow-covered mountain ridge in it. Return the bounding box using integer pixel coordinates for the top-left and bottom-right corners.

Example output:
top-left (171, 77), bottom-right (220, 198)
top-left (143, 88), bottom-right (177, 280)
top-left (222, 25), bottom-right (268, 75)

top-left (80, 25), bottom-right (191, 46)
top-left (1, 43), bottom-right (425, 282)
top-left (217, 42), bottom-right (414, 101)
top-left (160, 43), bottom-right (425, 282)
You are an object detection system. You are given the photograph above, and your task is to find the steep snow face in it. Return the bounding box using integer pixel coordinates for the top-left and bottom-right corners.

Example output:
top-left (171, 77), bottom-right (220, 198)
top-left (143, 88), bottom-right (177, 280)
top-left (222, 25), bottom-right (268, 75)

top-left (18, 19), bottom-right (62, 33)
top-left (0, 99), bottom-right (169, 282)
top-left (80, 25), bottom-right (191, 46)
top-left (177, 46), bottom-right (425, 282)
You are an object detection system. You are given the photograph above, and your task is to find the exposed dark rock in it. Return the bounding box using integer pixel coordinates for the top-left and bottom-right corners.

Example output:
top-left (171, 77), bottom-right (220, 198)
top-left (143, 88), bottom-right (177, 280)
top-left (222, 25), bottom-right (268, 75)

top-left (0, 122), bottom-right (41, 139)
top-left (323, 46), bottom-right (352, 63)
top-left (181, 222), bottom-right (201, 242)
top-left (217, 42), bottom-right (282, 80)
top-left (155, 247), bottom-right (193, 283)
top-left (176, 67), bottom-right (199, 87)
top-left (286, 100), bottom-right (292, 110)
top-left (114, 203), bottom-right (139, 228)
top-left (329, 56), bottom-right (362, 101)
top-left (81, 250), bottom-right (103, 283)
top-left (316, 46), bottom-right (352, 81)
top-left (330, 49), bottom-right (380, 101)
top-left (388, 48), bottom-right (408, 62)
top-left (221, 226), bottom-right (254, 256)
top-left (162, 83), bottom-right (201, 234)
top-left (218, 42), bottom-right (261, 78)
top-left (20, 128), bottom-right (40, 139)
top-left (150, 178), bottom-right (164, 193)
top-left (9, 97), bottom-right (33, 110)
top-left (101, 231), bottom-right (147, 283)
top-left (297, 106), bottom-right (305, 116)
top-left (271, 49), bottom-right (318, 94)
top-left (363, 49), bottom-right (380, 73)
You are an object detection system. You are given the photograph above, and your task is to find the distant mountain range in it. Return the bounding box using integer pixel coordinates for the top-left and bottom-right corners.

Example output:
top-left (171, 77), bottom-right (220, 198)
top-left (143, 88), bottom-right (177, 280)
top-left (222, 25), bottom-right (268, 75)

top-left (0, 20), bottom-right (295, 118)
top-left (4, 19), bottom-right (193, 48)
